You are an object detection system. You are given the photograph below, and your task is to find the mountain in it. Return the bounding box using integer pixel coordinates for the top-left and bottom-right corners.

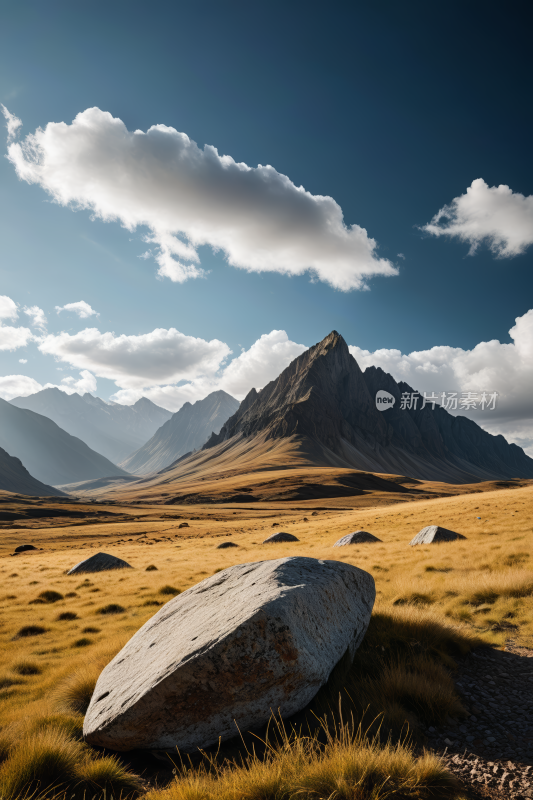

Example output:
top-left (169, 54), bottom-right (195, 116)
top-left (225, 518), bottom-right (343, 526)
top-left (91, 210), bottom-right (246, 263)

top-left (0, 398), bottom-right (130, 487)
top-left (204, 331), bottom-right (533, 483)
top-left (10, 389), bottom-right (172, 464)
top-left (119, 391), bottom-right (240, 475)
top-left (0, 445), bottom-right (64, 496)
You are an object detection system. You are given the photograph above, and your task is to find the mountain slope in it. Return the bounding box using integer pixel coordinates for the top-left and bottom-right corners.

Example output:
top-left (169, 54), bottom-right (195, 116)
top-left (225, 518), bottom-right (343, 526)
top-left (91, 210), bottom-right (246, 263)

top-left (120, 391), bottom-right (240, 474)
top-left (0, 398), bottom-right (130, 487)
top-left (10, 389), bottom-right (172, 463)
top-left (0, 446), bottom-right (64, 496)
top-left (204, 331), bottom-right (533, 483)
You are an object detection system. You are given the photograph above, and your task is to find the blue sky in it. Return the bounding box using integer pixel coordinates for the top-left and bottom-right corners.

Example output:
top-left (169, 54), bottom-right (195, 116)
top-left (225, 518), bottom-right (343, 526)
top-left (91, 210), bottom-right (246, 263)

top-left (1, 1), bottom-right (532, 451)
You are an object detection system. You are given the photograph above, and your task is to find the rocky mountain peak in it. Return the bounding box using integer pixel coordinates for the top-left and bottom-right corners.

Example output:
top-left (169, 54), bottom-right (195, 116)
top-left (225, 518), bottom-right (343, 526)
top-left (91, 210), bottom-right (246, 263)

top-left (205, 331), bottom-right (389, 453)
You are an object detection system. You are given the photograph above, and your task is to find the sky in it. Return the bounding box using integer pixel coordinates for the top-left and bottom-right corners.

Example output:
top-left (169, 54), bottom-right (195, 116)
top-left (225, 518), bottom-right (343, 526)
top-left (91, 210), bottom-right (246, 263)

top-left (1, 0), bottom-right (532, 453)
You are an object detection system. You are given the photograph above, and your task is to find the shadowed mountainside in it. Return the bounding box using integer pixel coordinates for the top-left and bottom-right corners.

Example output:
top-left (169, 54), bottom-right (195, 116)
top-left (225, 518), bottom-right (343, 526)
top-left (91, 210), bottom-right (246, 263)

top-left (11, 389), bottom-right (172, 464)
top-left (119, 390), bottom-right (239, 475)
top-left (205, 331), bottom-right (533, 483)
top-left (0, 398), bottom-right (130, 487)
top-left (0, 445), bottom-right (64, 496)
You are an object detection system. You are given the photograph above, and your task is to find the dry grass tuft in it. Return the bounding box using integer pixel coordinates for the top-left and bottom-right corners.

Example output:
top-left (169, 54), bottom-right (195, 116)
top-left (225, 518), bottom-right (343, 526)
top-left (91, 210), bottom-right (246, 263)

top-left (57, 612), bottom-right (78, 621)
top-left (11, 660), bottom-right (42, 676)
top-left (97, 603), bottom-right (125, 615)
top-left (0, 728), bottom-right (83, 799)
top-left (14, 625), bottom-right (47, 638)
top-left (37, 591), bottom-right (64, 604)
top-left (0, 727), bottom-right (141, 800)
top-left (159, 585), bottom-right (180, 595)
top-left (147, 717), bottom-right (460, 800)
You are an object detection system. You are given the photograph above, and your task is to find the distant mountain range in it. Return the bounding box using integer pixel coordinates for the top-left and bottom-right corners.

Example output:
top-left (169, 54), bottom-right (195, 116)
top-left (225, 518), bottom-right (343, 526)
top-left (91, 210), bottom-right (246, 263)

top-left (4, 332), bottom-right (532, 500)
top-left (11, 388), bottom-right (172, 464)
top-left (204, 331), bottom-right (533, 483)
top-left (120, 391), bottom-right (240, 474)
top-left (0, 398), bottom-right (130, 487)
top-left (0, 445), bottom-right (62, 496)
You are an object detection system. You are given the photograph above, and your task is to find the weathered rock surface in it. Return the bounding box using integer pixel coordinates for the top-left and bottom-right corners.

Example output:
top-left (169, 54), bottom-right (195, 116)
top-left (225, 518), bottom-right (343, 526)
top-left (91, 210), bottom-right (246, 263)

top-left (14, 544), bottom-right (37, 553)
top-left (83, 556), bottom-right (375, 752)
top-left (67, 552), bottom-right (133, 574)
top-left (263, 532), bottom-right (299, 543)
top-left (216, 541), bottom-right (238, 549)
top-left (333, 531), bottom-right (382, 546)
top-left (409, 525), bottom-right (466, 546)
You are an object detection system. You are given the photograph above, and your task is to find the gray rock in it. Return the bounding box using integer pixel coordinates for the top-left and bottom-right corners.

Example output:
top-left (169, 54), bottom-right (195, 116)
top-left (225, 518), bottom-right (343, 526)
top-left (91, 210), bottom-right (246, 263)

top-left (216, 541), bottom-right (238, 549)
top-left (409, 525), bottom-right (466, 546)
top-left (67, 552), bottom-right (133, 575)
top-left (83, 556), bottom-right (375, 752)
top-left (263, 532), bottom-right (299, 543)
top-left (333, 531), bottom-right (382, 546)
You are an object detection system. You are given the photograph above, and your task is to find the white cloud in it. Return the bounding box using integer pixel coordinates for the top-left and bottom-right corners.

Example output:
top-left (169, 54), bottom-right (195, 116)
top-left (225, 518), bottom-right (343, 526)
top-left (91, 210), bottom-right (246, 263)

top-left (38, 327), bottom-right (231, 389)
top-left (7, 106), bottom-right (397, 291)
top-left (110, 329), bottom-right (307, 410)
top-left (0, 296), bottom-right (33, 350)
top-left (23, 305), bottom-right (47, 331)
top-left (55, 300), bottom-right (99, 318)
top-left (0, 324), bottom-right (33, 351)
top-left (0, 295), bottom-right (19, 321)
top-left (0, 371), bottom-right (97, 401)
top-left (59, 369), bottom-right (97, 394)
top-left (349, 308), bottom-right (533, 452)
top-left (19, 359), bottom-right (27, 364)
top-left (1, 104), bottom-right (22, 142)
top-left (422, 178), bottom-right (533, 257)
top-left (0, 374), bottom-right (43, 401)
top-left (219, 330), bottom-right (306, 397)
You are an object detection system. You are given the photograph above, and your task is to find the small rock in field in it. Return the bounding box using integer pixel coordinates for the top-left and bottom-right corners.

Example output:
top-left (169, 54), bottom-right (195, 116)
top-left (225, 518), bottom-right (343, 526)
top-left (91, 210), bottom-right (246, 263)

top-left (263, 532), bottom-right (299, 543)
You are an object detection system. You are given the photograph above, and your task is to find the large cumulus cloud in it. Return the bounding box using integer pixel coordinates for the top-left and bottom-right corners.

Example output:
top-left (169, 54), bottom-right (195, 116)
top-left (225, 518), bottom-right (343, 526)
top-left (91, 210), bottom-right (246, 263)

top-left (6, 107), bottom-right (397, 291)
top-left (110, 330), bottom-right (306, 409)
top-left (38, 327), bottom-right (231, 389)
top-left (422, 178), bottom-right (533, 257)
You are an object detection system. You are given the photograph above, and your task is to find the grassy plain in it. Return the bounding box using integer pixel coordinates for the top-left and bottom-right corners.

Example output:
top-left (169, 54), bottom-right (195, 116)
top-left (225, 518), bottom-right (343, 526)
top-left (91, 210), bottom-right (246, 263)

top-left (0, 480), bottom-right (532, 799)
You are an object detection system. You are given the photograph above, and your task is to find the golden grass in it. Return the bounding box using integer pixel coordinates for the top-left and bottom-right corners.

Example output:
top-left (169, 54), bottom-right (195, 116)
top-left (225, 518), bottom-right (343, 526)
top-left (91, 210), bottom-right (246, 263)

top-left (0, 482), bottom-right (531, 797)
top-left (147, 717), bottom-right (460, 800)
top-left (0, 726), bottom-right (141, 799)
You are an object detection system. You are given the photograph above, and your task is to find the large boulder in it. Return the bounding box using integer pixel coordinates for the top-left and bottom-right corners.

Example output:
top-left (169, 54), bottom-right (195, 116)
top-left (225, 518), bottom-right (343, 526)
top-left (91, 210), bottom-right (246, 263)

top-left (83, 556), bottom-right (375, 752)
top-left (409, 525), bottom-right (466, 546)
top-left (263, 531), bottom-right (299, 543)
top-left (67, 552), bottom-right (133, 575)
top-left (14, 544), bottom-right (37, 553)
top-left (333, 531), bottom-right (382, 546)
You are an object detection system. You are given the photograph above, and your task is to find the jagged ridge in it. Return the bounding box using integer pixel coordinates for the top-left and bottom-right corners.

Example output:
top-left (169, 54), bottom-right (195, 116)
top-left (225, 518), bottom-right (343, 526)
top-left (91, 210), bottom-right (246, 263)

top-left (205, 331), bottom-right (533, 483)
